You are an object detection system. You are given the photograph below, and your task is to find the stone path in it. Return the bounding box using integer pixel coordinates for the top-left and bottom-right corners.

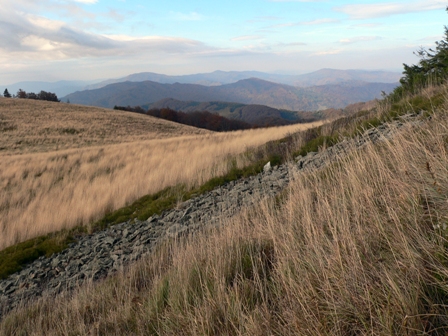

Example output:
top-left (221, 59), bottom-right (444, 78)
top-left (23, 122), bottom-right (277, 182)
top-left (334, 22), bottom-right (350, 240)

top-left (0, 113), bottom-right (421, 319)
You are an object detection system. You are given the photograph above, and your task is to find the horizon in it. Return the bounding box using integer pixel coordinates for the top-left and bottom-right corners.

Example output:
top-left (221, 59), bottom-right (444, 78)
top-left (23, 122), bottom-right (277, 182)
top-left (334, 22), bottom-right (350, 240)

top-left (1, 0), bottom-right (446, 84)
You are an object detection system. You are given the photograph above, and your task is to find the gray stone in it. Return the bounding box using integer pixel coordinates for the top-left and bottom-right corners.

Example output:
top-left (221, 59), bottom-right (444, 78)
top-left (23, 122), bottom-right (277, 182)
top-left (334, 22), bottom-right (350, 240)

top-left (263, 161), bottom-right (271, 172)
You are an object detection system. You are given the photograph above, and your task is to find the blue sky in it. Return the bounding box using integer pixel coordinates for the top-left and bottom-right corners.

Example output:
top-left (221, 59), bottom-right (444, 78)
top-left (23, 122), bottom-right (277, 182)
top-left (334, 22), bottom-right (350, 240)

top-left (0, 0), bottom-right (446, 83)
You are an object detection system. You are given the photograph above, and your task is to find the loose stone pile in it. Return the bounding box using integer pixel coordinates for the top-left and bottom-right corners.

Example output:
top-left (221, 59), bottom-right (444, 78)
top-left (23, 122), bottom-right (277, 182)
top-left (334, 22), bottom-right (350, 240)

top-left (0, 113), bottom-right (421, 319)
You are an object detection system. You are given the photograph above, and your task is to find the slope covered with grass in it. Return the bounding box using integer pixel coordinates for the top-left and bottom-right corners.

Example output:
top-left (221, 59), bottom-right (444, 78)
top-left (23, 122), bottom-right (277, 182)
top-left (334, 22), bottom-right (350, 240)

top-left (1, 83), bottom-right (448, 335)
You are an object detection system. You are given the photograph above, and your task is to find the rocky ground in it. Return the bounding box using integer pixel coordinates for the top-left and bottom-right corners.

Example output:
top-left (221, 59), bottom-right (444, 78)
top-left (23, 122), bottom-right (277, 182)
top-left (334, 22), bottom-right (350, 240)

top-left (0, 113), bottom-right (421, 319)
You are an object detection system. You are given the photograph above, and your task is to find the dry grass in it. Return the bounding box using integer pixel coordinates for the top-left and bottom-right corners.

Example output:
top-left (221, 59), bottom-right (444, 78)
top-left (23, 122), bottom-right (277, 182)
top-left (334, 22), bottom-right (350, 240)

top-left (0, 99), bottom-right (322, 249)
top-left (2, 92), bottom-right (448, 335)
top-left (0, 98), bottom-right (210, 154)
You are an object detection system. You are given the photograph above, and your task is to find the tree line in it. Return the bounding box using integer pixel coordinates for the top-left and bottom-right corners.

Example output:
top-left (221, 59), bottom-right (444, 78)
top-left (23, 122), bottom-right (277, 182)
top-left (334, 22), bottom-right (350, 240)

top-left (3, 88), bottom-right (60, 102)
top-left (114, 105), bottom-right (252, 132)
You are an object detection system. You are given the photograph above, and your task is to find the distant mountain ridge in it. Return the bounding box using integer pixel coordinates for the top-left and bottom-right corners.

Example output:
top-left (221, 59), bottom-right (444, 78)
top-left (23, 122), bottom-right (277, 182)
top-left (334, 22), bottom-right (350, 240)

top-left (84, 69), bottom-right (401, 90)
top-left (62, 78), bottom-right (398, 112)
top-left (3, 69), bottom-right (401, 98)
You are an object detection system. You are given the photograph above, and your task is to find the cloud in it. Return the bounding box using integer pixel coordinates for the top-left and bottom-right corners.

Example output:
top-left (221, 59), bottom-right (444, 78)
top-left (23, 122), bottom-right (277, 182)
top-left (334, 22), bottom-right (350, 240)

top-left (269, 0), bottom-right (325, 2)
top-left (231, 35), bottom-right (264, 41)
top-left (246, 16), bottom-right (282, 23)
top-left (352, 23), bottom-right (382, 28)
top-left (335, 0), bottom-right (446, 19)
top-left (301, 18), bottom-right (340, 25)
top-left (339, 36), bottom-right (382, 44)
top-left (103, 9), bottom-right (126, 23)
top-left (169, 11), bottom-right (204, 21)
top-left (420, 35), bottom-right (444, 42)
top-left (0, 6), bottom-right (211, 61)
top-left (72, 0), bottom-right (98, 3)
top-left (277, 42), bottom-right (307, 47)
top-left (312, 49), bottom-right (342, 56)
top-left (271, 18), bottom-right (339, 28)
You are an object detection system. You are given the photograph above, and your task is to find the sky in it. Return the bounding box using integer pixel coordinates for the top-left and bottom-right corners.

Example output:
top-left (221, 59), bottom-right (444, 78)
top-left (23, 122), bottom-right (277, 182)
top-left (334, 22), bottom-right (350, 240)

top-left (0, 0), bottom-right (447, 84)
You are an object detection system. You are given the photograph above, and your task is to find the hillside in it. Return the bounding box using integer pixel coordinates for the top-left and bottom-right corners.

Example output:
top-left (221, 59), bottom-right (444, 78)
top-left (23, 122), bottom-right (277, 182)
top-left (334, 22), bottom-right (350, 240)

top-left (148, 98), bottom-right (376, 126)
top-left (293, 68), bottom-right (401, 86)
top-left (2, 82), bottom-right (448, 334)
top-left (147, 98), bottom-right (319, 126)
top-left (0, 97), bottom-right (209, 154)
top-left (63, 78), bottom-right (397, 111)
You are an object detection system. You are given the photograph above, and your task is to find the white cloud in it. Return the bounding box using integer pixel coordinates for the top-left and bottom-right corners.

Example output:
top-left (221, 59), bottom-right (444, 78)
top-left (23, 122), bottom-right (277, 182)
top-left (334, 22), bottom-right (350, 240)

top-left (301, 18), bottom-right (339, 25)
top-left (312, 49), bottom-right (343, 56)
top-left (72, 0), bottom-right (98, 4)
top-left (231, 35), bottom-right (264, 41)
top-left (270, 18), bottom-right (339, 28)
top-left (335, 0), bottom-right (446, 19)
top-left (352, 23), bottom-right (382, 28)
top-left (421, 35), bottom-right (444, 41)
top-left (0, 6), bottom-right (211, 61)
top-left (169, 11), bottom-right (204, 21)
top-left (339, 36), bottom-right (382, 44)
top-left (269, 0), bottom-right (325, 2)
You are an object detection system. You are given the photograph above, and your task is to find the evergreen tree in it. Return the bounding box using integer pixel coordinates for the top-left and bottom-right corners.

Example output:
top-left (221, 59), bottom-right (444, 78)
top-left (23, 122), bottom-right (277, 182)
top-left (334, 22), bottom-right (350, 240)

top-left (399, 7), bottom-right (448, 93)
top-left (3, 88), bottom-right (11, 98)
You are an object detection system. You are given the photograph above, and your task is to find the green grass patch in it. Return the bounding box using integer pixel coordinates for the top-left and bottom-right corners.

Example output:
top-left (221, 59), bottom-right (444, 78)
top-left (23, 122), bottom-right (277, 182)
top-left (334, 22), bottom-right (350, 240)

top-left (0, 233), bottom-right (73, 280)
top-left (295, 135), bottom-right (339, 157)
top-left (92, 185), bottom-right (187, 230)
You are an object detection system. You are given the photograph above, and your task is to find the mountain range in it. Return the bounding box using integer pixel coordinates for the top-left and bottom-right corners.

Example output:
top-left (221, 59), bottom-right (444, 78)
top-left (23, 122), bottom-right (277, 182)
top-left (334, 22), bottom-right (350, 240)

top-left (62, 78), bottom-right (397, 112)
top-left (84, 68), bottom-right (401, 89)
top-left (3, 69), bottom-right (401, 98)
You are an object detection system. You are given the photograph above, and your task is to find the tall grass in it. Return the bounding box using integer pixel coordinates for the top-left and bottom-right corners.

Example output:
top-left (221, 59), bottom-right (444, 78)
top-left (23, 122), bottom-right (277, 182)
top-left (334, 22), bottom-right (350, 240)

top-left (2, 93), bottom-right (448, 335)
top-left (0, 122), bottom-right (321, 250)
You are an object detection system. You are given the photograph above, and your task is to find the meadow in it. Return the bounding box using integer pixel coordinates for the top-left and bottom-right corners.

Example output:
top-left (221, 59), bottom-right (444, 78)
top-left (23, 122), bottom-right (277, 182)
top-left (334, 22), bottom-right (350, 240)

top-left (0, 98), bottom-right (209, 155)
top-left (0, 97), bottom-right (322, 249)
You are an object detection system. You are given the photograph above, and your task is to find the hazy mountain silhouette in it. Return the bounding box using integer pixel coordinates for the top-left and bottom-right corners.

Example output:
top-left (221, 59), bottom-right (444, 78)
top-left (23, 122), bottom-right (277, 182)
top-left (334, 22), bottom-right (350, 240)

top-left (83, 69), bottom-right (401, 90)
top-left (63, 78), bottom-right (397, 111)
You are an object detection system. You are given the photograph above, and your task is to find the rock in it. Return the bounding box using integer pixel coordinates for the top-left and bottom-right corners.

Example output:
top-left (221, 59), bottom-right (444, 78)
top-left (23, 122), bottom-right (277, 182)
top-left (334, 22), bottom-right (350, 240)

top-left (263, 161), bottom-right (271, 173)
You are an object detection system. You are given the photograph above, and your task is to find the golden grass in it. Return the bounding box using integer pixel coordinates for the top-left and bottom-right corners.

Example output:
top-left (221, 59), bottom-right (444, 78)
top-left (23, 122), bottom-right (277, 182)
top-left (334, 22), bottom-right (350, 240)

top-left (0, 98), bottom-right (210, 154)
top-left (2, 94), bottom-right (448, 335)
top-left (0, 100), bottom-right (322, 250)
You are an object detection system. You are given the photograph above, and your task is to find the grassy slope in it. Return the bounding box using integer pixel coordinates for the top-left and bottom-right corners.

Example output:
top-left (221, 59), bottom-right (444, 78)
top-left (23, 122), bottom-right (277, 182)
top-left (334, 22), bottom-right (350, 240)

top-left (0, 97), bottom-right (322, 278)
top-left (1, 84), bottom-right (447, 335)
top-left (0, 84), bottom-right (439, 280)
top-left (0, 98), bottom-right (210, 155)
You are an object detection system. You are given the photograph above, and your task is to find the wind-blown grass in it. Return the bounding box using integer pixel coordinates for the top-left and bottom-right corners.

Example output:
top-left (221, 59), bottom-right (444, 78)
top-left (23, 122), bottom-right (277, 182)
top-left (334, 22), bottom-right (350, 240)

top-left (0, 119), bottom-right (321, 250)
top-left (2, 88), bottom-right (448, 335)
